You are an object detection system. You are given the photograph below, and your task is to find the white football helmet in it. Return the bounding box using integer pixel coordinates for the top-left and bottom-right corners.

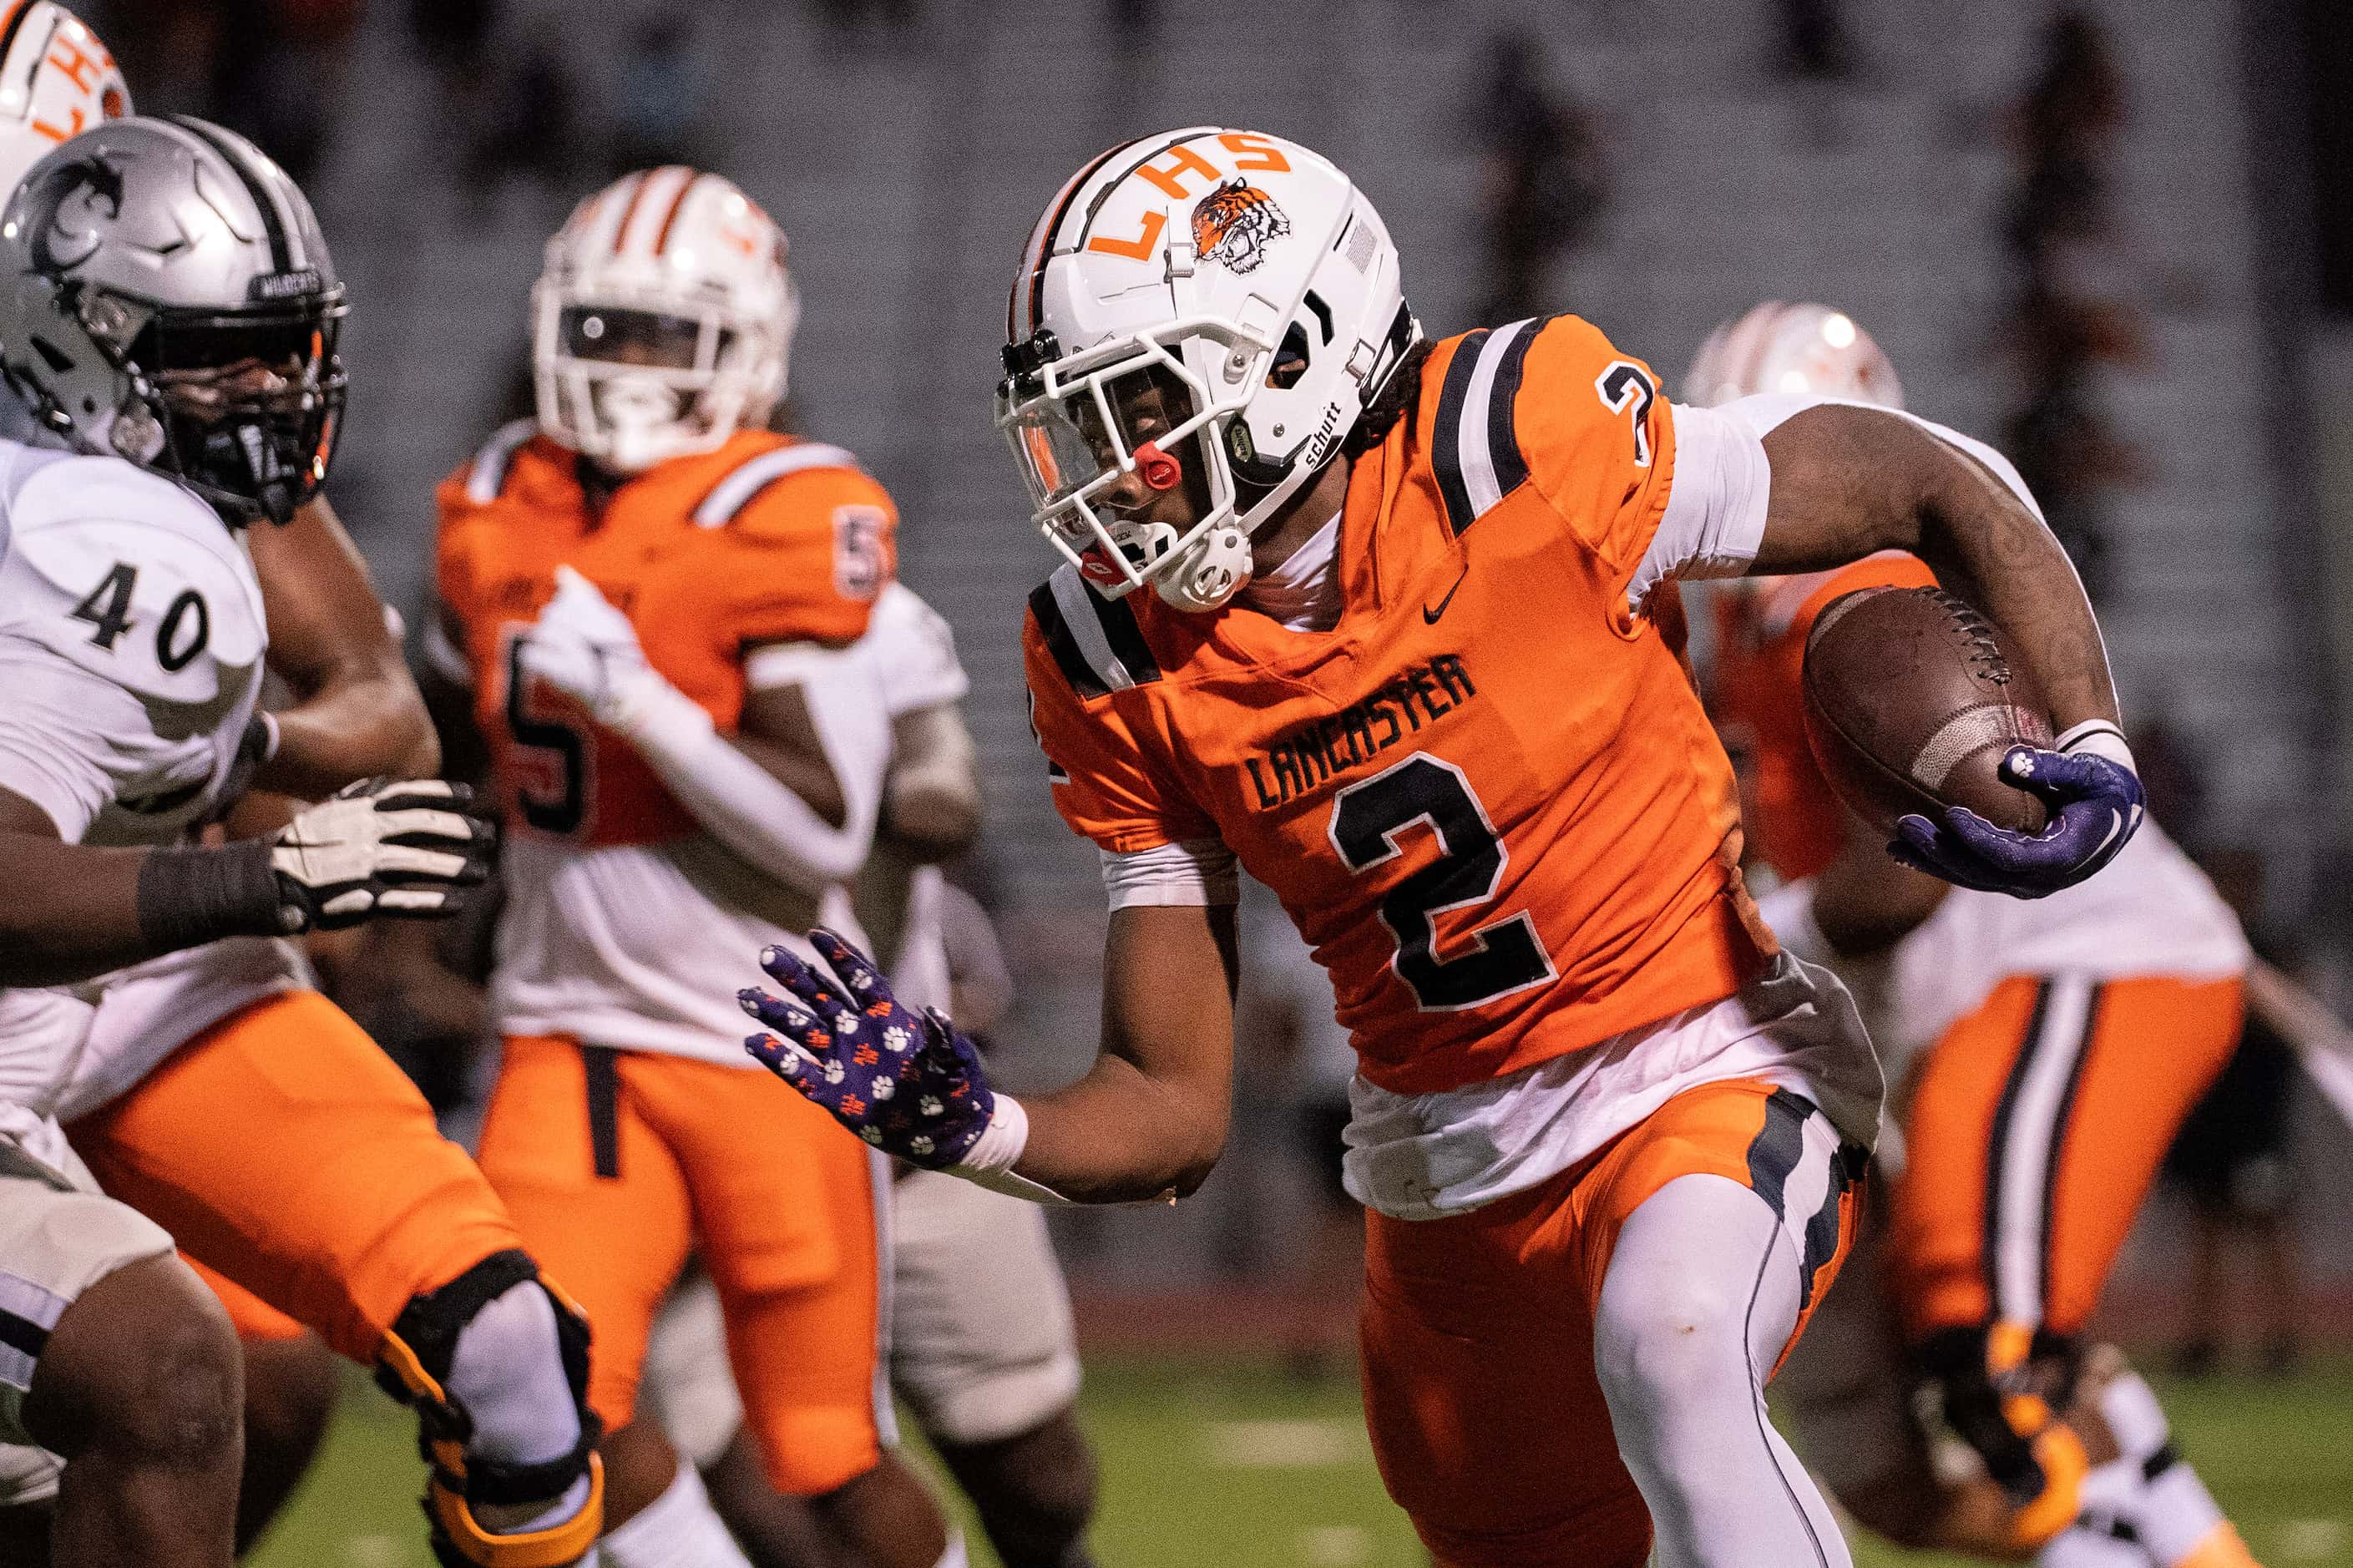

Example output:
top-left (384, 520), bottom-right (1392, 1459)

top-left (1683, 301), bottom-right (1904, 410)
top-left (534, 165), bottom-right (796, 473)
top-left (0, 3), bottom-right (129, 197)
top-left (998, 128), bottom-right (1418, 612)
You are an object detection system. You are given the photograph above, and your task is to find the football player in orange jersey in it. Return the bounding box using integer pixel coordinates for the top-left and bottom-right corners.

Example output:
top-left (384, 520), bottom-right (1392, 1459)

top-left (1695, 303), bottom-right (2260, 1568)
top-left (744, 128), bottom-right (2148, 1567)
top-left (433, 167), bottom-right (958, 1568)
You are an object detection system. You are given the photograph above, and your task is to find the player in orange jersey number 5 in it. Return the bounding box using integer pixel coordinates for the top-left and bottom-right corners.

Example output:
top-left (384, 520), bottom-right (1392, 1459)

top-left (747, 128), bottom-right (2140, 1568)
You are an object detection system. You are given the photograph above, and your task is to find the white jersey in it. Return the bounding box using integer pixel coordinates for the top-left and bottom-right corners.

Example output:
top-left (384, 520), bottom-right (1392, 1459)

top-left (0, 439), bottom-right (266, 1120)
top-left (488, 600), bottom-right (944, 1065)
top-left (58, 938), bottom-right (311, 1122)
top-left (1876, 818), bottom-right (2246, 1070)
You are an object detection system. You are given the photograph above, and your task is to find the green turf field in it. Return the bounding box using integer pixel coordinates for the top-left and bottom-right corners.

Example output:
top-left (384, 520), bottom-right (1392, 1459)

top-left (251, 1357), bottom-right (2353, 1567)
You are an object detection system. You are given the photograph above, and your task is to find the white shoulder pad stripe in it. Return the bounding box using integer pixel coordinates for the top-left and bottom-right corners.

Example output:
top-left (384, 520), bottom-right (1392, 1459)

top-left (1452, 317), bottom-right (1533, 522)
top-left (466, 419), bottom-right (539, 504)
top-left (692, 443), bottom-right (863, 529)
top-left (1046, 564), bottom-right (1136, 693)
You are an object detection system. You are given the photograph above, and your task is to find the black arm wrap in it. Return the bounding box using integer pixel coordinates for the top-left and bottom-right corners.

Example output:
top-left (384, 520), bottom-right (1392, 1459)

top-left (134, 842), bottom-right (290, 950)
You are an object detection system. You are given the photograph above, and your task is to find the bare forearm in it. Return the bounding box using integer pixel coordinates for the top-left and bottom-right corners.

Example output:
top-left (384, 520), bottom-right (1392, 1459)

top-left (1005, 902), bottom-right (1237, 1203)
top-left (261, 675), bottom-right (440, 799)
top-left (251, 498), bottom-right (438, 796)
top-left (1754, 405), bottom-right (2121, 731)
top-left (1013, 1055), bottom-right (1230, 1202)
top-left (0, 836), bottom-right (280, 985)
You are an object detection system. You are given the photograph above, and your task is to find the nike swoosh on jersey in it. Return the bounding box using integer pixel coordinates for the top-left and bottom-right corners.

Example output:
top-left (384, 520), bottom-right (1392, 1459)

top-left (1423, 565), bottom-right (1469, 624)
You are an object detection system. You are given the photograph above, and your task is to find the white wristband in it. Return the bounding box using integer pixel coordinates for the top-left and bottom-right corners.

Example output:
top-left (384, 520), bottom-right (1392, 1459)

top-left (2054, 719), bottom-right (2137, 775)
top-left (946, 1095), bottom-right (1080, 1206)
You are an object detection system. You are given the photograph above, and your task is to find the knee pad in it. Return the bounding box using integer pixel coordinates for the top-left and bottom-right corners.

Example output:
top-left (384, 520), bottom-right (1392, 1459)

top-left (1915, 1321), bottom-right (2087, 1550)
top-left (376, 1250), bottom-right (604, 1568)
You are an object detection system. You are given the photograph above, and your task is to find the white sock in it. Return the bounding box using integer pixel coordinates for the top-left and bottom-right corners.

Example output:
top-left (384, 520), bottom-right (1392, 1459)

top-left (2037, 1372), bottom-right (2229, 1568)
top-left (1593, 1171), bottom-right (1854, 1568)
top-left (2037, 1511), bottom-right (2149, 1568)
top-left (598, 1463), bottom-right (752, 1568)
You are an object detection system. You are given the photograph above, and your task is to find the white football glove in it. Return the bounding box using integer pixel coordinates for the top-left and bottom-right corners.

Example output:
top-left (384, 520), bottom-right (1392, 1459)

top-left (515, 564), bottom-right (653, 725)
top-left (268, 778), bottom-right (495, 931)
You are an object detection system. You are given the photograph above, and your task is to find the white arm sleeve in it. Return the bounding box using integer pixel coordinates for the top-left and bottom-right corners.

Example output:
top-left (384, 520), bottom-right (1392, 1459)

top-left (1100, 838), bottom-right (1240, 909)
top-left (602, 645), bottom-right (889, 896)
top-left (1627, 402), bottom-right (1773, 614)
top-left (842, 583), bottom-right (970, 717)
top-left (1631, 394), bottom-right (2055, 620)
top-left (1715, 392), bottom-right (2047, 520)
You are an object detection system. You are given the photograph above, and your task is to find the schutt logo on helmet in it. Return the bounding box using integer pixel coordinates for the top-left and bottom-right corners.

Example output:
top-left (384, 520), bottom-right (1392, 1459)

top-left (1190, 178), bottom-right (1289, 275)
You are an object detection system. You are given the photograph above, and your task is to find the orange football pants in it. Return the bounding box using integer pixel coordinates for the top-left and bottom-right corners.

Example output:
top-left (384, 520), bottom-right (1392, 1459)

top-left (68, 989), bottom-right (528, 1364)
top-left (184, 1253), bottom-right (309, 1343)
top-left (475, 1036), bottom-right (889, 1496)
top-left (1890, 972), bottom-right (2244, 1342)
top-left (1359, 1079), bottom-right (1864, 1568)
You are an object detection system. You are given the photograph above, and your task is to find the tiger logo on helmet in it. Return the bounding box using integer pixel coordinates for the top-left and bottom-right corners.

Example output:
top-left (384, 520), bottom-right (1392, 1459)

top-left (1190, 177), bottom-right (1289, 274)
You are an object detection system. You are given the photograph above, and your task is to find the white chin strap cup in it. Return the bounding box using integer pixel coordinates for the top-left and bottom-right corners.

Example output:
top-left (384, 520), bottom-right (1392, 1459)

top-left (1154, 523), bottom-right (1252, 613)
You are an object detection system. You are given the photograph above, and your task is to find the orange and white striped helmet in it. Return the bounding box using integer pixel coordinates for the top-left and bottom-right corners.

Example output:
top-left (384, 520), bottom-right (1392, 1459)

top-left (0, 3), bottom-right (130, 196)
top-left (533, 165), bottom-right (796, 473)
top-left (998, 128), bottom-right (1417, 612)
top-left (1683, 301), bottom-right (1903, 410)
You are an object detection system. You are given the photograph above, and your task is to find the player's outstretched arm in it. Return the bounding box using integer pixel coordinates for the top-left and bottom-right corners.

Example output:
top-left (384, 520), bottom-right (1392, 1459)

top-left (743, 905), bottom-right (1238, 1205)
top-left (0, 779), bottom-right (494, 987)
top-left (1746, 402), bottom-right (2141, 895)
top-left (249, 498), bottom-right (440, 799)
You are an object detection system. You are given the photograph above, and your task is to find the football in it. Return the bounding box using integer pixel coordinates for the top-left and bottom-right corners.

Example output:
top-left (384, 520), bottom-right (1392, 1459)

top-left (1800, 585), bottom-right (2056, 837)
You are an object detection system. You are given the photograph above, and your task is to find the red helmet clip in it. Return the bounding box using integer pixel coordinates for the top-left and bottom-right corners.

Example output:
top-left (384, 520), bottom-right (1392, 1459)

top-left (1135, 441), bottom-right (1182, 493)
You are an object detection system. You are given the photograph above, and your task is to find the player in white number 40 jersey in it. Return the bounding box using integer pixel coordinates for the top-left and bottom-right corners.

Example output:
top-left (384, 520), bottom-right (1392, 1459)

top-left (0, 112), bottom-right (609, 1568)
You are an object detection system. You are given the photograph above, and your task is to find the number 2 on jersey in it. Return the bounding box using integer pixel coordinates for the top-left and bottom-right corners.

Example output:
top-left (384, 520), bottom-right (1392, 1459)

top-left (1328, 753), bottom-right (1557, 1011)
top-left (505, 635), bottom-right (590, 835)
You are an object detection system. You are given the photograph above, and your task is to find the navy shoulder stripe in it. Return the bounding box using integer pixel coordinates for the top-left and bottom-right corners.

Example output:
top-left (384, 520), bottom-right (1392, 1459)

top-left (1482, 314), bottom-right (1551, 500)
top-left (1430, 328), bottom-right (1490, 538)
top-left (1028, 576), bottom-right (1108, 701)
top-left (1432, 318), bottom-right (1553, 538)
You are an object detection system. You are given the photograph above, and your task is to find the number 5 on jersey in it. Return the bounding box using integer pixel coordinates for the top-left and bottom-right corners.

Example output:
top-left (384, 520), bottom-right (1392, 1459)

top-left (1328, 752), bottom-right (1557, 1012)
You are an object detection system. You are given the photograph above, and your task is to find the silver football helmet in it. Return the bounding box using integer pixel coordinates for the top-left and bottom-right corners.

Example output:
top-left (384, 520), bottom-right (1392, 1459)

top-left (0, 114), bottom-right (346, 524)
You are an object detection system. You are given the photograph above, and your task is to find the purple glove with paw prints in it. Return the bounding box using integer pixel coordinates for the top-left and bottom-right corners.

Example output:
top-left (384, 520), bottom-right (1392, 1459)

top-left (1889, 723), bottom-right (2145, 899)
top-left (741, 928), bottom-right (995, 1168)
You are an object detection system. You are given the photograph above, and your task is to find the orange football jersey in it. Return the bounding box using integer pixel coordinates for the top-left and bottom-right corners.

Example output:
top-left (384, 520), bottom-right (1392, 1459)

top-left (1708, 554), bottom-right (1938, 883)
top-left (1025, 316), bottom-right (1774, 1098)
top-left (437, 424), bottom-right (895, 849)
